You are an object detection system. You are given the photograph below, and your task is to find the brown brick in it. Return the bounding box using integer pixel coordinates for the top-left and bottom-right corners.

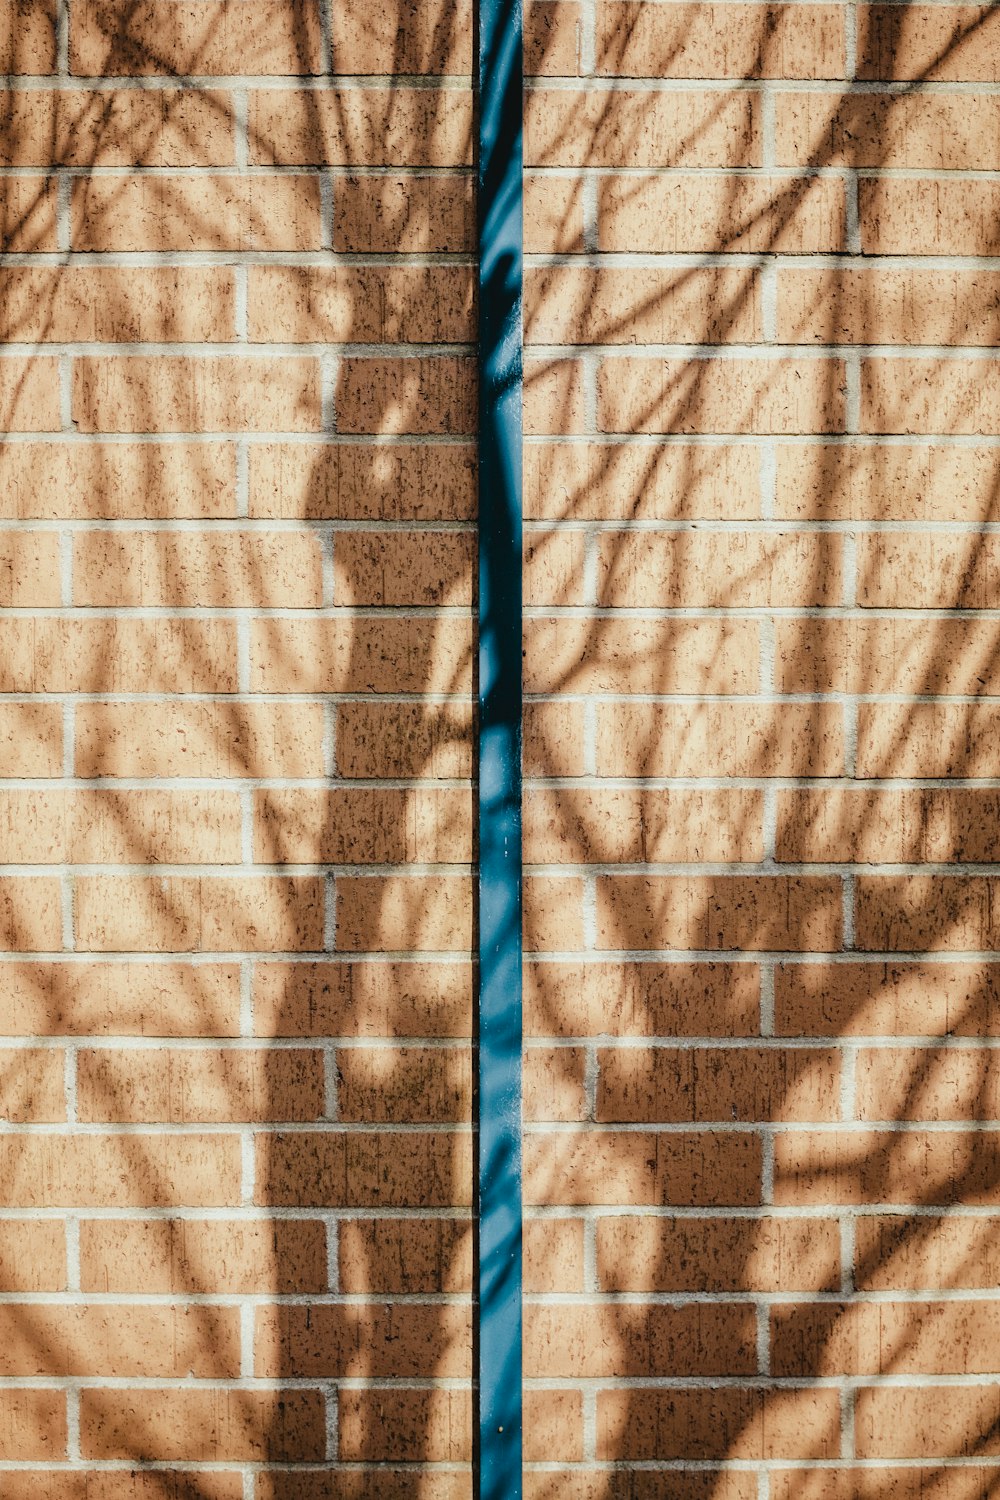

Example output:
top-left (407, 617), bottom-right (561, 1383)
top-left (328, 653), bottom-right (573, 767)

top-left (526, 1303), bottom-right (757, 1377)
top-left (526, 88), bottom-right (760, 166)
top-left (0, 789), bottom-right (240, 864)
top-left (526, 266), bottom-right (761, 345)
top-left (0, 176), bottom-right (58, 250)
top-left (774, 1129), bottom-right (1000, 1206)
top-left (258, 1130), bottom-right (472, 1207)
top-left (776, 960), bottom-right (1000, 1039)
top-left (775, 443), bottom-right (1000, 522)
top-left (250, 89), bottom-right (473, 166)
top-left (858, 5), bottom-right (1000, 81)
top-left (252, 961), bottom-right (472, 1038)
top-left (0, 961), bottom-right (241, 1037)
top-left (256, 1303), bottom-right (470, 1378)
top-left (858, 704), bottom-right (1000, 779)
top-left (334, 175), bottom-right (473, 253)
top-left (524, 355), bottom-right (587, 434)
top-left (337, 1044), bottom-right (471, 1122)
top-left (1, 0), bottom-right (55, 71)
top-left (71, 356), bottom-right (321, 433)
top-left (776, 93), bottom-right (1000, 170)
top-left (0, 1478), bottom-right (242, 1500)
top-left (81, 1389), bottom-right (325, 1462)
top-left (777, 618), bottom-right (1000, 696)
top-left (71, 0), bottom-right (324, 73)
top-left (249, 442), bottom-right (476, 521)
top-left (252, 617), bottom-right (471, 694)
top-left (525, 1479), bottom-right (757, 1500)
top-left (856, 875), bottom-right (1000, 953)
top-left (0, 1047), bottom-right (64, 1121)
top-left (857, 1215), bottom-right (1000, 1291)
top-left (0, 1133), bottom-right (241, 1206)
top-left (863, 358), bottom-right (1000, 435)
top-left (524, 874), bottom-right (585, 951)
top-left (337, 355), bottom-right (475, 434)
top-left (0, 266), bottom-right (233, 342)
top-left (80, 1218), bottom-right (327, 1293)
top-left (76, 702), bottom-right (324, 779)
top-left (336, 701), bottom-right (471, 781)
top-left (524, 1217), bottom-right (584, 1292)
top-left (525, 960), bottom-right (760, 1038)
top-left (780, 268), bottom-right (1000, 346)
top-left (525, 1130), bottom-right (762, 1206)
top-left (0, 618), bottom-right (236, 694)
top-left (525, 787), bottom-right (763, 863)
top-left (774, 1299), bottom-right (1000, 1376)
top-left (524, 1389), bottom-right (583, 1463)
top-left (861, 178), bottom-right (1000, 256)
top-left (859, 533), bottom-right (1000, 608)
top-left (598, 1045), bottom-right (840, 1123)
top-left (249, 266), bottom-right (474, 345)
top-left (597, 1387), bottom-right (840, 1461)
top-left (523, 700), bottom-right (588, 779)
top-left (333, 0), bottom-right (472, 73)
top-left (255, 787), bottom-right (471, 864)
top-left (72, 175), bottom-right (323, 251)
top-left (77, 1046), bottom-right (325, 1123)
top-left (778, 788), bottom-right (1000, 865)
top-left (335, 531), bottom-right (474, 607)
top-left (0, 1221), bottom-right (66, 1291)
top-left (771, 1470), bottom-right (1000, 1500)
top-left (526, 618), bottom-right (758, 694)
top-left (855, 1386), bottom-right (1000, 1460)
top-left (0, 1304), bottom-right (239, 1377)
top-left (0, 441), bottom-right (236, 520)
top-left (525, 0), bottom-right (582, 74)
top-left (598, 172), bottom-right (846, 253)
top-left (596, 875), bottom-right (843, 952)
top-left (335, 875), bottom-right (471, 951)
top-left (0, 705), bottom-right (61, 777)
top-left (0, 532), bottom-right (59, 605)
top-left (856, 1046), bottom-right (1000, 1122)
top-left (597, 1215), bottom-right (840, 1292)
top-left (0, 89), bottom-right (234, 166)
top-left (524, 1044), bottom-right (587, 1120)
top-left (524, 173), bottom-right (586, 252)
top-left (597, 2), bottom-right (844, 77)
top-left (0, 1391), bottom-right (65, 1459)
top-left (0, 878), bottom-right (60, 950)
top-left (339, 1217), bottom-right (472, 1293)
top-left (596, 702), bottom-right (844, 779)
top-left (75, 876), bottom-right (325, 953)
top-left (0, 357), bottom-right (60, 430)
top-left (599, 356), bottom-right (846, 434)
top-left (338, 1389), bottom-right (470, 1462)
top-left (523, 529), bottom-right (588, 607)
top-left (74, 531), bottom-right (322, 607)
top-left (597, 530), bottom-right (839, 607)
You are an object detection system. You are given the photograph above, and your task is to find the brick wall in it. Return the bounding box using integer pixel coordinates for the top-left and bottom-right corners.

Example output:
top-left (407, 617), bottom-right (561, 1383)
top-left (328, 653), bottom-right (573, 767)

top-left (523, 2), bottom-right (1000, 1497)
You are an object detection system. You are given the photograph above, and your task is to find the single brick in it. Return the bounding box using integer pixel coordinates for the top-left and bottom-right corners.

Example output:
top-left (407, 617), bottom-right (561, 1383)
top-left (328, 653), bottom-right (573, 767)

top-left (252, 961), bottom-right (472, 1038)
top-left (524, 1130), bottom-right (762, 1206)
top-left (524, 787), bottom-right (764, 863)
top-left (336, 355), bottom-right (475, 434)
top-left (255, 787), bottom-right (471, 864)
top-left (776, 618), bottom-right (1000, 696)
top-left (525, 0), bottom-right (581, 75)
top-left (524, 874), bottom-right (585, 951)
top-left (856, 1046), bottom-right (1000, 1122)
top-left (0, 1220), bottom-right (66, 1291)
top-left (0, 357), bottom-right (61, 430)
top-left (0, 441), bottom-right (236, 519)
top-left (74, 876), bottom-right (325, 953)
top-left (861, 179), bottom-right (1000, 256)
top-left (0, 789), bottom-right (242, 865)
top-left (248, 266), bottom-right (474, 345)
top-left (526, 88), bottom-right (760, 167)
top-left (336, 1044), bottom-right (471, 1122)
top-left (855, 875), bottom-right (1000, 952)
top-left (0, 705), bottom-right (62, 777)
top-left (596, 875), bottom-right (843, 952)
top-left (0, 960), bottom-right (242, 1037)
top-left (523, 700), bottom-right (588, 779)
top-left (598, 173), bottom-right (846, 253)
top-left (597, 530), bottom-right (840, 607)
top-left (0, 176), bottom-right (58, 250)
top-left (76, 1047), bottom-right (325, 1123)
top-left (338, 1389), bottom-right (471, 1462)
top-left (855, 1386), bottom-right (1000, 1460)
top-left (596, 2), bottom-right (844, 78)
top-left (857, 5), bottom-right (1000, 81)
top-left (0, 1133), bottom-right (241, 1206)
top-left (0, 1048), bottom-right (64, 1121)
top-left (524, 1044), bottom-right (587, 1120)
top-left (0, 619), bottom-right (237, 693)
top-left (71, 0), bottom-right (324, 74)
top-left (857, 704), bottom-right (1000, 779)
top-left (0, 878), bottom-right (61, 950)
top-left (333, 175), bottom-right (473, 253)
top-left (774, 1129), bottom-right (1000, 1206)
top-left (250, 89), bottom-right (473, 166)
top-left (71, 175), bottom-right (323, 252)
top-left (773, 1300), bottom-right (1000, 1376)
top-left (0, 1391), bottom-right (65, 1459)
top-left (525, 266), bottom-right (762, 344)
top-left (75, 702), bottom-right (324, 778)
top-left (525, 1302), bottom-right (757, 1378)
top-left (251, 618), bottom-right (472, 694)
top-left (258, 1129), bottom-right (472, 1207)
top-left (777, 92), bottom-right (1000, 170)
top-left (775, 443), bottom-right (1000, 522)
top-left (777, 788), bottom-right (1000, 864)
top-left (524, 960), bottom-right (760, 1037)
top-left (862, 358), bottom-right (1000, 435)
top-left (597, 1045), bottom-right (840, 1122)
top-left (0, 532), bottom-right (60, 605)
top-left (79, 1218), bottom-right (328, 1293)
top-left (73, 531), bottom-right (323, 607)
top-left (71, 356), bottom-right (321, 433)
top-left (0, 1304), bottom-right (240, 1378)
top-left (339, 1216), bottom-right (472, 1292)
top-left (335, 874), bottom-right (472, 951)
top-left (80, 1389), bottom-right (325, 1462)
top-left (524, 1217), bottom-right (585, 1292)
top-left (336, 701), bottom-right (472, 780)
top-left (597, 1215), bottom-right (840, 1292)
top-left (248, 442), bottom-right (475, 520)
top-left (598, 356), bottom-right (846, 434)
top-left (523, 529), bottom-right (588, 606)
top-left (523, 355), bottom-right (587, 434)
top-left (597, 1387), bottom-right (840, 1461)
top-left (524, 173), bottom-right (586, 252)
top-left (0, 89), bottom-right (234, 166)
top-left (856, 1215), bottom-right (1000, 1291)
top-left (0, 266), bottom-right (234, 342)
top-left (859, 533), bottom-right (1000, 608)
top-left (334, 531), bottom-right (474, 606)
top-left (595, 702), bottom-right (844, 778)
top-left (332, 0), bottom-right (473, 73)
top-left (255, 1303), bottom-right (471, 1378)
top-left (779, 267), bottom-right (1000, 346)
top-left (0, 0), bottom-right (55, 72)
top-left (525, 618), bottom-right (758, 694)
top-left (775, 960), bottom-right (1000, 1039)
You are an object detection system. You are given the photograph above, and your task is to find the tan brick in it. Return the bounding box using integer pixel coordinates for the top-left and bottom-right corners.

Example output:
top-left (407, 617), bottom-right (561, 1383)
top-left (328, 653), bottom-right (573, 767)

top-left (524, 173), bottom-right (585, 252)
top-left (596, 875), bottom-right (843, 952)
top-left (857, 1215), bottom-right (1000, 1291)
top-left (0, 266), bottom-right (233, 342)
top-left (336, 702), bottom-right (472, 780)
top-left (252, 961), bottom-right (472, 1038)
top-left (71, 174), bottom-right (323, 251)
top-left (0, 878), bottom-right (60, 950)
top-left (333, 0), bottom-right (472, 73)
top-left (0, 1391), bottom-right (65, 1459)
top-left (72, 0), bottom-right (324, 73)
top-left (777, 92), bottom-right (1000, 170)
top-left (863, 358), bottom-right (1000, 435)
top-left (523, 700), bottom-right (588, 779)
top-left (71, 356), bottom-right (321, 433)
top-left (771, 1470), bottom-right (1000, 1500)
top-left (525, 0), bottom-right (582, 74)
top-left (526, 1303), bottom-right (757, 1378)
top-left (526, 618), bottom-right (757, 694)
top-left (0, 1133), bottom-right (241, 1206)
top-left (337, 1044), bottom-right (471, 1122)
top-left (597, 2), bottom-right (844, 77)
top-left (524, 356), bottom-right (587, 434)
top-left (524, 1217), bottom-right (584, 1292)
top-left (524, 1389), bottom-right (584, 1462)
top-left (776, 961), bottom-right (1000, 1039)
top-left (779, 268), bottom-right (1000, 347)
top-left (0, 531), bottom-right (60, 605)
top-left (597, 1215), bottom-right (840, 1292)
top-left (0, 89), bottom-right (234, 166)
top-left (524, 1044), bottom-right (587, 1120)
top-left (856, 875), bottom-right (1000, 952)
top-left (0, 619), bottom-right (236, 694)
top-left (598, 172), bottom-right (846, 253)
top-left (855, 1046), bottom-right (1000, 1123)
top-left (596, 702), bottom-right (844, 778)
top-left (599, 356), bottom-right (846, 434)
top-left (77, 1047), bottom-right (324, 1123)
top-left (81, 1389), bottom-right (325, 1462)
top-left (255, 787), bottom-right (470, 864)
top-left (74, 531), bottom-right (322, 608)
top-left (0, 705), bottom-right (61, 777)
top-left (598, 1045), bottom-right (840, 1123)
top-left (335, 531), bottom-right (473, 607)
top-left (775, 444), bottom-right (1000, 522)
top-left (249, 266), bottom-right (474, 345)
top-left (76, 702), bottom-right (323, 779)
top-left (0, 0), bottom-right (55, 72)
top-left (785, 788), bottom-right (1000, 863)
top-left (0, 1477), bottom-right (241, 1500)
top-left (526, 88), bottom-right (760, 167)
top-left (855, 1386), bottom-right (1000, 1460)
top-left (75, 876), bottom-right (325, 953)
top-left (0, 176), bottom-right (58, 250)
top-left (0, 357), bottom-right (61, 430)
top-left (338, 1389), bottom-right (470, 1462)
top-left (525, 960), bottom-right (760, 1037)
top-left (80, 1218), bottom-right (327, 1293)
top-left (861, 178), bottom-right (1000, 256)
top-left (249, 442), bottom-right (476, 521)
top-left (524, 874), bottom-right (584, 951)
top-left (0, 441), bottom-right (236, 520)
top-left (525, 1479), bottom-right (756, 1500)
top-left (526, 266), bottom-right (762, 345)
top-left (774, 1129), bottom-right (1000, 1206)
top-left (339, 1217), bottom-right (472, 1292)
top-left (334, 175), bottom-right (473, 253)
top-left (0, 961), bottom-right (241, 1037)
top-left (598, 530), bottom-right (840, 607)
top-left (523, 529), bottom-right (588, 606)
top-left (337, 355), bottom-right (475, 434)
top-left (0, 790), bottom-right (240, 865)
top-left (335, 874), bottom-right (472, 952)
top-left (774, 1300), bottom-right (1000, 1377)
top-left (251, 618), bottom-right (471, 694)
top-left (0, 1047), bottom-right (64, 1121)
top-left (524, 787), bottom-right (764, 863)
top-left (598, 1387), bottom-right (840, 1461)
top-left (858, 5), bottom-right (1000, 81)
top-left (0, 1303), bottom-right (239, 1377)
top-left (525, 1130), bottom-right (762, 1206)
top-left (258, 1129), bottom-right (472, 1207)
top-left (858, 704), bottom-right (1000, 779)
top-left (250, 89), bottom-right (473, 166)
top-left (256, 1303), bottom-right (470, 1378)
top-left (777, 618), bottom-right (1000, 696)
top-left (0, 1220), bottom-right (66, 1291)
top-left (859, 533), bottom-right (1000, 607)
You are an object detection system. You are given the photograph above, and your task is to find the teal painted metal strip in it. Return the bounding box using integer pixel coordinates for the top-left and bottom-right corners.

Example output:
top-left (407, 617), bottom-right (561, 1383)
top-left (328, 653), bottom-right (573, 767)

top-left (476, 0), bottom-right (523, 1491)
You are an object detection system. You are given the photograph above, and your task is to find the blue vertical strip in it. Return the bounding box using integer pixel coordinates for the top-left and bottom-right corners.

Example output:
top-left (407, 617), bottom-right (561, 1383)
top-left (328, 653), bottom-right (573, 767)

top-left (476, 0), bottom-right (522, 1491)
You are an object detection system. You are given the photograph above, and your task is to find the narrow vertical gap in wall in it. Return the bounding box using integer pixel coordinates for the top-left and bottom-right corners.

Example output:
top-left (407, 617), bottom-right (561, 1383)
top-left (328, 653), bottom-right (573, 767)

top-left (475, 0), bottom-right (524, 1494)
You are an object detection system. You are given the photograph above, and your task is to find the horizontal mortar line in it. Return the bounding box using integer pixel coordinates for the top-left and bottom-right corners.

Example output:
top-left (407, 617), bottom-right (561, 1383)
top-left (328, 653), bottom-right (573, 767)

top-left (525, 252), bottom-right (1000, 270)
top-left (526, 948), bottom-right (1000, 963)
top-left (0, 1374), bottom-right (471, 1389)
top-left (522, 1119), bottom-right (1000, 1133)
top-left (525, 164), bottom-right (1000, 180)
top-left (525, 775), bottom-right (1000, 789)
top-left (527, 341), bottom-right (1000, 358)
top-left (525, 1290), bottom-right (1000, 1305)
top-left (0, 690), bottom-right (472, 701)
top-left (526, 860), bottom-right (1000, 875)
top-left (523, 1374), bottom-right (1000, 1389)
top-left (0, 429), bottom-right (474, 444)
top-left (523, 1464), bottom-right (1000, 1475)
top-left (523, 1035), bottom-right (1000, 1050)
top-left (0, 860), bottom-right (475, 873)
top-left (522, 691), bottom-right (1000, 703)
top-left (0, 251), bottom-right (476, 266)
top-left (0, 1291), bottom-right (472, 1305)
top-left (0, 1035), bottom-right (473, 1048)
top-left (0, 605), bottom-right (476, 617)
top-left (522, 432), bottom-right (1000, 447)
top-left (0, 341), bottom-right (475, 356)
top-left (0, 780), bottom-right (474, 792)
top-left (5, 74), bottom-right (474, 89)
top-left (0, 950), bottom-right (474, 963)
top-left (0, 162), bottom-right (475, 176)
top-left (0, 1119), bottom-right (471, 1134)
top-left (522, 604), bottom-right (1000, 617)
top-left (0, 519), bottom-right (477, 532)
top-left (524, 75), bottom-right (1000, 94)
top-left (523, 520), bottom-right (1000, 533)
top-left (0, 1205), bottom-right (474, 1220)
top-left (0, 429), bottom-right (481, 441)
top-left (524, 1203), bottom-right (1000, 1219)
